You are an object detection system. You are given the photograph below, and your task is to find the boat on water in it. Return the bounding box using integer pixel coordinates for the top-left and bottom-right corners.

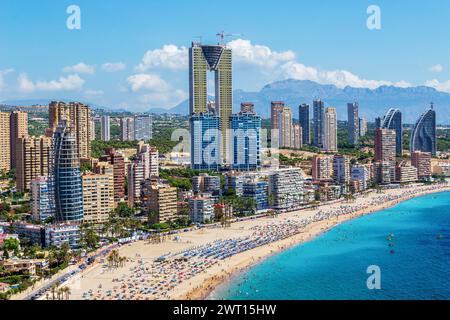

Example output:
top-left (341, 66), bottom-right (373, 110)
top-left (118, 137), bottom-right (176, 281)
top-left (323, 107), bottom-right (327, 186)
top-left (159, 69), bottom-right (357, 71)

top-left (436, 235), bottom-right (444, 240)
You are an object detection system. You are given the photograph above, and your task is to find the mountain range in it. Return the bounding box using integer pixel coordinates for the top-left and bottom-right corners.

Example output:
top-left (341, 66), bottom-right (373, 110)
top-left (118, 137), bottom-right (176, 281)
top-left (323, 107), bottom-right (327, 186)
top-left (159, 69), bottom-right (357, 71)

top-left (2, 80), bottom-right (449, 123)
top-left (157, 79), bottom-right (450, 123)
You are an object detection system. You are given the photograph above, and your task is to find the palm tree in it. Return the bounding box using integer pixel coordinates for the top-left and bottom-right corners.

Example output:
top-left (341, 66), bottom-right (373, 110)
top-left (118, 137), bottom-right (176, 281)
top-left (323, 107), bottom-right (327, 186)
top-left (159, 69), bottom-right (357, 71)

top-left (63, 286), bottom-right (71, 300)
top-left (51, 285), bottom-right (57, 300)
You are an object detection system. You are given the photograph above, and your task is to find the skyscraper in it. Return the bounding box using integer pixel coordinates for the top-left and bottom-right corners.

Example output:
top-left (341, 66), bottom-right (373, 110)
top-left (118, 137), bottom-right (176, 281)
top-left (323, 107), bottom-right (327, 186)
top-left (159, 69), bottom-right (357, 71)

top-left (271, 101), bottom-right (285, 130)
top-left (292, 124), bottom-right (302, 150)
top-left (101, 115), bottom-right (111, 141)
top-left (134, 115), bottom-right (153, 141)
top-left (313, 100), bottom-right (325, 148)
top-left (51, 120), bottom-right (84, 222)
top-left (49, 101), bottom-right (92, 159)
top-left (229, 108), bottom-right (261, 171)
top-left (375, 128), bottom-right (396, 164)
top-left (299, 104), bottom-right (310, 145)
top-left (410, 104), bottom-right (437, 156)
top-left (10, 111), bottom-right (28, 169)
top-left (189, 42), bottom-right (232, 161)
top-left (323, 107), bottom-right (337, 153)
top-left (277, 107), bottom-right (293, 149)
top-left (0, 112), bottom-right (11, 171)
top-left (120, 117), bottom-right (135, 141)
top-left (190, 113), bottom-right (221, 171)
top-left (381, 108), bottom-right (402, 156)
top-left (347, 102), bottom-right (359, 145)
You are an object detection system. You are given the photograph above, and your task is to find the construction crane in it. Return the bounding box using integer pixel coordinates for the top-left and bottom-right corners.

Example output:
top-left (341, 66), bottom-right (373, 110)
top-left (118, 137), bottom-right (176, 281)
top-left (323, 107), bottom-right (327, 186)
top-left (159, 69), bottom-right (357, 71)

top-left (216, 31), bottom-right (243, 45)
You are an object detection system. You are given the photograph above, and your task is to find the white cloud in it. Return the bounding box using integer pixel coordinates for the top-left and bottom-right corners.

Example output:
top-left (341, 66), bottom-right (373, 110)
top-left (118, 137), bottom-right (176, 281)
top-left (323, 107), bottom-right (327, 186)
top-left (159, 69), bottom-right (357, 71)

top-left (0, 69), bottom-right (14, 90)
top-left (424, 79), bottom-right (450, 93)
top-left (227, 39), bottom-right (412, 90)
top-left (102, 62), bottom-right (126, 72)
top-left (18, 73), bottom-right (85, 92)
top-left (126, 73), bottom-right (169, 92)
top-left (281, 62), bottom-right (413, 89)
top-left (63, 62), bottom-right (95, 74)
top-left (136, 45), bottom-right (188, 72)
top-left (429, 64), bottom-right (443, 73)
top-left (228, 39), bottom-right (296, 67)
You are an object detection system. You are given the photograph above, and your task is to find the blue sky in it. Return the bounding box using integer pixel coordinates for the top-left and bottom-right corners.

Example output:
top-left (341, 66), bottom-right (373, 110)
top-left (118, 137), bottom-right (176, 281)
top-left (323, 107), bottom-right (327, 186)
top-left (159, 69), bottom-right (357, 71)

top-left (1, 0), bottom-right (450, 111)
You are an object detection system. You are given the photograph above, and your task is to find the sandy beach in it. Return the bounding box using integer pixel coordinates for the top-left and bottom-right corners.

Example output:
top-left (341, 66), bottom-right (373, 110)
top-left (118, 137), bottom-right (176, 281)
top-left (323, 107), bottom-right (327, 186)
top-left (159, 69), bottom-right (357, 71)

top-left (61, 183), bottom-right (450, 301)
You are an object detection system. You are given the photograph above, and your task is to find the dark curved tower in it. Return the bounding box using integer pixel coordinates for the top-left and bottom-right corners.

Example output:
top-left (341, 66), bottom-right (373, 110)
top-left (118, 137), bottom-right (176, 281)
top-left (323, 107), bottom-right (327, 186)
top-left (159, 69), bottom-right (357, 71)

top-left (410, 104), bottom-right (437, 156)
top-left (51, 120), bottom-right (84, 222)
top-left (381, 108), bottom-right (402, 156)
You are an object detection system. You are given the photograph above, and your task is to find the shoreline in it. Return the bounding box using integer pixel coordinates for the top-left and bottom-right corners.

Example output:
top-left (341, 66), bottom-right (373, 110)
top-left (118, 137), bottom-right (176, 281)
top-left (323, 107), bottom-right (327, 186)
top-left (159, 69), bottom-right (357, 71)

top-left (179, 185), bottom-right (450, 300)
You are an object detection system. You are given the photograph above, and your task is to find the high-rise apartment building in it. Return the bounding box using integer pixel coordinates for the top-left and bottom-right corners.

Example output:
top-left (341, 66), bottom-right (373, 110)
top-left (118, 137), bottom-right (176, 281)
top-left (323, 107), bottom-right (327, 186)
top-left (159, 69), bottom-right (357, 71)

top-left (99, 148), bottom-right (125, 204)
top-left (277, 107), bottom-right (293, 149)
top-left (323, 107), bottom-right (337, 152)
top-left (134, 115), bottom-right (153, 141)
top-left (374, 128), bottom-right (396, 164)
top-left (141, 177), bottom-right (178, 224)
top-left (189, 42), bottom-right (232, 161)
top-left (51, 120), bottom-right (84, 222)
top-left (410, 104), bottom-right (437, 156)
top-left (271, 101), bottom-right (285, 130)
top-left (127, 143), bottom-right (159, 207)
top-left (189, 196), bottom-right (215, 224)
top-left (292, 124), bottom-right (302, 150)
top-left (313, 100), bottom-right (325, 148)
top-left (347, 102), bottom-right (359, 145)
top-left (269, 168), bottom-right (304, 210)
top-left (82, 172), bottom-right (114, 224)
top-left (49, 101), bottom-right (92, 159)
top-left (299, 104), bottom-right (310, 145)
top-left (10, 111), bottom-right (28, 169)
top-left (16, 136), bottom-right (52, 192)
top-left (0, 112), bottom-right (11, 171)
top-left (120, 117), bottom-right (135, 141)
top-left (101, 115), bottom-right (111, 141)
top-left (30, 176), bottom-right (54, 222)
top-left (411, 151), bottom-right (432, 179)
top-left (333, 155), bottom-right (350, 186)
top-left (312, 155), bottom-right (333, 182)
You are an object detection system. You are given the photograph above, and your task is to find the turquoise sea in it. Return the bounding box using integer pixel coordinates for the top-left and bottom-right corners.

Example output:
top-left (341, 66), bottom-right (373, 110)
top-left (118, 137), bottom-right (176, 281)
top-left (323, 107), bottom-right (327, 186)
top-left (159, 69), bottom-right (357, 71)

top-left (210, 191), bottom-right (450, 300)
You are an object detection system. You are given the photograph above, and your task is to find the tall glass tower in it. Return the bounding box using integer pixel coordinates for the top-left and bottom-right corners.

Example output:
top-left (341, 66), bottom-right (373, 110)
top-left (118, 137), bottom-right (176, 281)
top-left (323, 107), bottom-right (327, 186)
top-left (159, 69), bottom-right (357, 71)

top-left (347, 102), bottom-right (359, 145)
top-left (299, 104), bottom-right (310, 145)
top-left (410, 104), bottom-right (437, 156)
top-left (51, 120), bottom-right (84, 222)
top-left (381, 108), bottom-right (402, 156)
top-left (313, 100), bottom-right (325, 148)
top-left (190, 113), bottom-right (221, 171)
top-left (189, 42), bottom-right (232, 163)
top-left (229, 110), bottom-right (261, 171)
